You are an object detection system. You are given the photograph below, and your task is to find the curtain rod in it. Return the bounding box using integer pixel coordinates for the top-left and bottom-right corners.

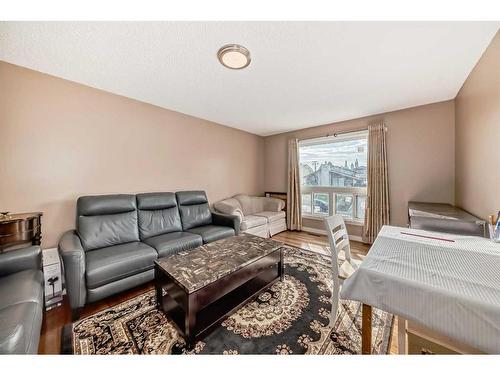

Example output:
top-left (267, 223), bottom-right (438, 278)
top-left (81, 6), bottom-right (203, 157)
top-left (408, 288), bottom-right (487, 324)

top-left (298, 124), bottom-right (387, 142)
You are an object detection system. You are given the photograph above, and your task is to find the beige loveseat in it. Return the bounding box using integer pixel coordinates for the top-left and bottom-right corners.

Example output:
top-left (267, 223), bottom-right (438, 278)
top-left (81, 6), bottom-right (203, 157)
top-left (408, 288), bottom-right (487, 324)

top-left (214, 194), bottom-right (287, 238)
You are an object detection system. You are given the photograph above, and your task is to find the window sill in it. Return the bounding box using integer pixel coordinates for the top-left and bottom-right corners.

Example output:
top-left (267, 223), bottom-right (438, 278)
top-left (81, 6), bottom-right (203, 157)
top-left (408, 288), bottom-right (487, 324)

top-left (302, 214), bottom-right (364, 226)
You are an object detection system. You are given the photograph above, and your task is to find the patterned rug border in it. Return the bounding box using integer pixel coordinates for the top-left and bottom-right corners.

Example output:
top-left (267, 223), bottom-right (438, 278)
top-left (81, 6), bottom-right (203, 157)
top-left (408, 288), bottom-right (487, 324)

top-left (61, 244), bottom-right (393, 355)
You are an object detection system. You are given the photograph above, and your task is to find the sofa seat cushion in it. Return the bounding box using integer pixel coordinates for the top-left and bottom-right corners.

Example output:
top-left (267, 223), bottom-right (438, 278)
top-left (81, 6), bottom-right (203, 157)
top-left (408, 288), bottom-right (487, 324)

top-left (186, 225), bottom-right (235, 244)
top-left (254, 211), bottom-right (286, 223)
top-left (143, 231), bottom-right (203, 258)
top-left (0, 301), bottom-right (43, 354)
top-left (240, 215), bottom-right (268, 231)
top-left (0, 270), bottom-right (44, 310)
top-left (85, 242), bottom-right (157, 289)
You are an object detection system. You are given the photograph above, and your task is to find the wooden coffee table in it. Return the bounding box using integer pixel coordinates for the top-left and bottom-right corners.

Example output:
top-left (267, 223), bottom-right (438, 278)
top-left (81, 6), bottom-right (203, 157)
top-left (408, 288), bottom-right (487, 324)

top-left (154, 233), bottom-right (284, 349)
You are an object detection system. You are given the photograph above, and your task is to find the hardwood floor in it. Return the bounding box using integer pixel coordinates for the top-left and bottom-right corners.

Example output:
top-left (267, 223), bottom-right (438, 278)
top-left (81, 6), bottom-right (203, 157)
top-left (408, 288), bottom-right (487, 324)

top-left (273, 230), bottom-right (370, 259)
top-left (38, 230), bottom-right (399, 354)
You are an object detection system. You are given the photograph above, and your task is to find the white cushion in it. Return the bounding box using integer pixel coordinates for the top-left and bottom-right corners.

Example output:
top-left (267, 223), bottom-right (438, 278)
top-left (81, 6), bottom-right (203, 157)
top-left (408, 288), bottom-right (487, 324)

top-left (244, 225), bottom-right (270, 238)
top-left (254, 211), bottom-right (286, 223)
top-left (240, 215), bottom-right (268, 231)
top-left (234, 195), bottom-right (265, 215)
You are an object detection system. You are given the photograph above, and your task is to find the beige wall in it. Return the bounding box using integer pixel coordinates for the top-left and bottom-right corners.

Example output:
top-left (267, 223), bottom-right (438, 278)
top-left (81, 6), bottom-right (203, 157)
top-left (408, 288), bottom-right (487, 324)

top-left (6, 35), bottom-right (496, 248)
top-left (264, 101), bottom-right (456, 229)
top-left (0, 62), bottom-right (264, 248)
top-left (455, 31), bottom-right (500, 220)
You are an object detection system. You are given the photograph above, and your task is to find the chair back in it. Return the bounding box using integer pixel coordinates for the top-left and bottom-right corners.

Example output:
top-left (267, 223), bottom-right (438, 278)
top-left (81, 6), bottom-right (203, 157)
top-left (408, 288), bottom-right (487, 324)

top-left (323, 214), bottom-right (352, 264)
top-left (323, 214), bottom-right (353, 320)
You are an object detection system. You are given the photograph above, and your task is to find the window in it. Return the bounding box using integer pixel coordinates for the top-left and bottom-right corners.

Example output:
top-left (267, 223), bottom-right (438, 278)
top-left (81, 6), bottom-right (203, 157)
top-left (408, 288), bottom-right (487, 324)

top-left (335, 193), bottom-right (353, 218)
top-left (299, 131), bottom-right (368, 222)
top-left (313, 193), bottom-right (329, 215)
top-left (301, 193), bottom-right (312, 214)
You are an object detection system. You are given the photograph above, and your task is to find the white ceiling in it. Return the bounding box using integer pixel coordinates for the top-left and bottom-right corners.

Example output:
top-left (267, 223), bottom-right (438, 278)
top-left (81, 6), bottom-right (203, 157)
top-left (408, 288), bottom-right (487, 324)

top-left (0, 22), bottom-right (498, 136)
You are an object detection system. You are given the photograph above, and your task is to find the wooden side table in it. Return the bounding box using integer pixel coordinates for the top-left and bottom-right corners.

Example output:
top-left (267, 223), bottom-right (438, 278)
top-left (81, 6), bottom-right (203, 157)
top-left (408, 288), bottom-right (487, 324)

top-left (0, 212), bottom-right (43, 253)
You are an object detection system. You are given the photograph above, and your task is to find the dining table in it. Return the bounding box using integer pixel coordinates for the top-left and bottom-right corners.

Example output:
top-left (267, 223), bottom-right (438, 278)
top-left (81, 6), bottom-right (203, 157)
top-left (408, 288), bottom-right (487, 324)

top-left (340, 225), bottom-right (500, 354)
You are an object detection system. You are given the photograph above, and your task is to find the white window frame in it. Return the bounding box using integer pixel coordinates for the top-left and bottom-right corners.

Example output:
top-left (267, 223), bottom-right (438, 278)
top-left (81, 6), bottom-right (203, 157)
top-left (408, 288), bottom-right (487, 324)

top-left (299, 130), bottom-right (368, 225)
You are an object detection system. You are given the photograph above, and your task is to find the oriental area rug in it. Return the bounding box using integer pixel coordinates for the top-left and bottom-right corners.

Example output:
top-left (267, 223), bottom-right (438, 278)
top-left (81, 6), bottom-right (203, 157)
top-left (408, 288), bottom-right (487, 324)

top-left (62, 245), bottom-right (393, 354)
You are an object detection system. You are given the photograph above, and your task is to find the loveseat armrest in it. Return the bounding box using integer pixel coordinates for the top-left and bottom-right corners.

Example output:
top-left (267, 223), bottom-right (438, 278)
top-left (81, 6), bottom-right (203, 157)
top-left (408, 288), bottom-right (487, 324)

top-left (212, 212), bottom-right (241, 235)
top-left (213, 199), bottom-right (244, 221)
top-left (58, 230), bottom-right (87, 310)
top-left (263, 197), bottom-right (285, 212)
top-left (0, 245), bottom-right (42, 277)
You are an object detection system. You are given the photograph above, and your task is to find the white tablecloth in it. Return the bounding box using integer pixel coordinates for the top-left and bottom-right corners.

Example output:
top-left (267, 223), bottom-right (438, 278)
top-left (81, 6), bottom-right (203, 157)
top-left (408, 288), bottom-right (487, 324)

top-left (340, 225), bottom-right (500, 353)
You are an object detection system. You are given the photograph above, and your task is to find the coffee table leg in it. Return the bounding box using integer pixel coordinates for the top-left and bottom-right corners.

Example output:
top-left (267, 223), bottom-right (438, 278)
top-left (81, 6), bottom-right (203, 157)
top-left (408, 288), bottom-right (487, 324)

top-left (154, 267), bottom-right (163, 310)
top-left (278, 250), bottom-right (284, 281)
top-left (185, 294), bottom-right (197, 350)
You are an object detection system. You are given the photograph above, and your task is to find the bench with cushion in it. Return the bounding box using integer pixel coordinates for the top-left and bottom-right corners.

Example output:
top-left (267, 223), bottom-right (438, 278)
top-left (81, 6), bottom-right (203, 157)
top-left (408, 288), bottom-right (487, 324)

top-left (58, 190), bottom-right (239, 319)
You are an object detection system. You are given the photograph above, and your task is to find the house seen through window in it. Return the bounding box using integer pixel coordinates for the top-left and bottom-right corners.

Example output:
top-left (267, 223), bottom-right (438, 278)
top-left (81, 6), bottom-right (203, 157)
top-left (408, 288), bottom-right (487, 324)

top-left (299, 131), bottom-right (368, 222)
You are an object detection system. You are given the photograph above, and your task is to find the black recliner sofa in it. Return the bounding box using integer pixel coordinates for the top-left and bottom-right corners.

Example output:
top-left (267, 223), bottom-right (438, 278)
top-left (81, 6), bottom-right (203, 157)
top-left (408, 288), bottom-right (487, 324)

top-left (58, 190), bottom-right (239, 319)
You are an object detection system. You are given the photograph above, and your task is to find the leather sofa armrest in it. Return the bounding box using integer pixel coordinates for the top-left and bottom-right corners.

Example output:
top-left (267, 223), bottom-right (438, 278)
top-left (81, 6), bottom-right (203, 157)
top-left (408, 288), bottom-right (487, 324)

top-left (0, 245), bottom-right (42, 277)
top-left (58, 230), bottom-right (87, 310)
top-left (263, 197), bottom-right (285, 212)
top-left (212, 212), bottom-right (241, 235)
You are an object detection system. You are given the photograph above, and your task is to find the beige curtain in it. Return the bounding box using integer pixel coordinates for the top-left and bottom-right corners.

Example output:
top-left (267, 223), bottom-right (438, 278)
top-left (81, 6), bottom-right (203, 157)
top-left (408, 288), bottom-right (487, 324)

top-left (364, 123), bottom-right (390, 243)
top-left (287, 138), bottom-right (302, 230)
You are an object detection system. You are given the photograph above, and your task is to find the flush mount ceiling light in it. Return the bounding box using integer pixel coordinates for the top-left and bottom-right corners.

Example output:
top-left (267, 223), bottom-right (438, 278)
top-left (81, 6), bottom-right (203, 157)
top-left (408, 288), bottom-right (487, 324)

top-left (217, 44), bottom-right (251, 70)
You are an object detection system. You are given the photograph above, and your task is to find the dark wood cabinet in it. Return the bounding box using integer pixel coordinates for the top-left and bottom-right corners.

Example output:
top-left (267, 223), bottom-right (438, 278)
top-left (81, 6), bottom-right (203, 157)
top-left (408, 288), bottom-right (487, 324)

top-left (0, 212), bottom-right (43, 252)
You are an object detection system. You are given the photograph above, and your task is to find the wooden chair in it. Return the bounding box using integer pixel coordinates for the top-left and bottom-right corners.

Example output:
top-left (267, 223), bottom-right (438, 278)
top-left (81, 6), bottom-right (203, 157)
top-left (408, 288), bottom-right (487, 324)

top-left (323, 214), bottom-right (360, 320)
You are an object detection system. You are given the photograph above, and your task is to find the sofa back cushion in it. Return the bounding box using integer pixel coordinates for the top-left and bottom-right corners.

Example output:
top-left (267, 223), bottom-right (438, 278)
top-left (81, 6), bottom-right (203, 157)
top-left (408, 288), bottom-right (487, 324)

top-left (136, 192), bottom-right (182, 239)
top-left (176, 191), bottom-right (212, 230)
top-left (77, 194), bottom-right (139, 251)
top-left (234, 194), bottom-right (265, 215)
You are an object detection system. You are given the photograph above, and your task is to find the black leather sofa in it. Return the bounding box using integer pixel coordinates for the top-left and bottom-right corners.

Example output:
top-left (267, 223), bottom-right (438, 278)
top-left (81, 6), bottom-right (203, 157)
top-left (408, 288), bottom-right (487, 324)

top-left (58, 191), bottom-right (239, 319)
top-left (0, 246), bottom-right (44, 354)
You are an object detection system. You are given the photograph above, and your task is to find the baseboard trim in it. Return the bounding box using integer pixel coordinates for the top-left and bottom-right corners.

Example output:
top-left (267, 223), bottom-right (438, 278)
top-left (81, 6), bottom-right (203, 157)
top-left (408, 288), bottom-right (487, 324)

top-left (301, 226), bottom-right (326, 236)
top-left (302, 226), bottom-right (363, 243)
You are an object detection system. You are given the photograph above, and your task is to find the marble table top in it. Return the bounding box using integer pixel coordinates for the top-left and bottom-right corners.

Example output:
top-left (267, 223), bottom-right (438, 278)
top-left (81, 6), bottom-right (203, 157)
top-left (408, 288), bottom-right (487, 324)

top-left (155, 233), bottom-right (283, 293)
